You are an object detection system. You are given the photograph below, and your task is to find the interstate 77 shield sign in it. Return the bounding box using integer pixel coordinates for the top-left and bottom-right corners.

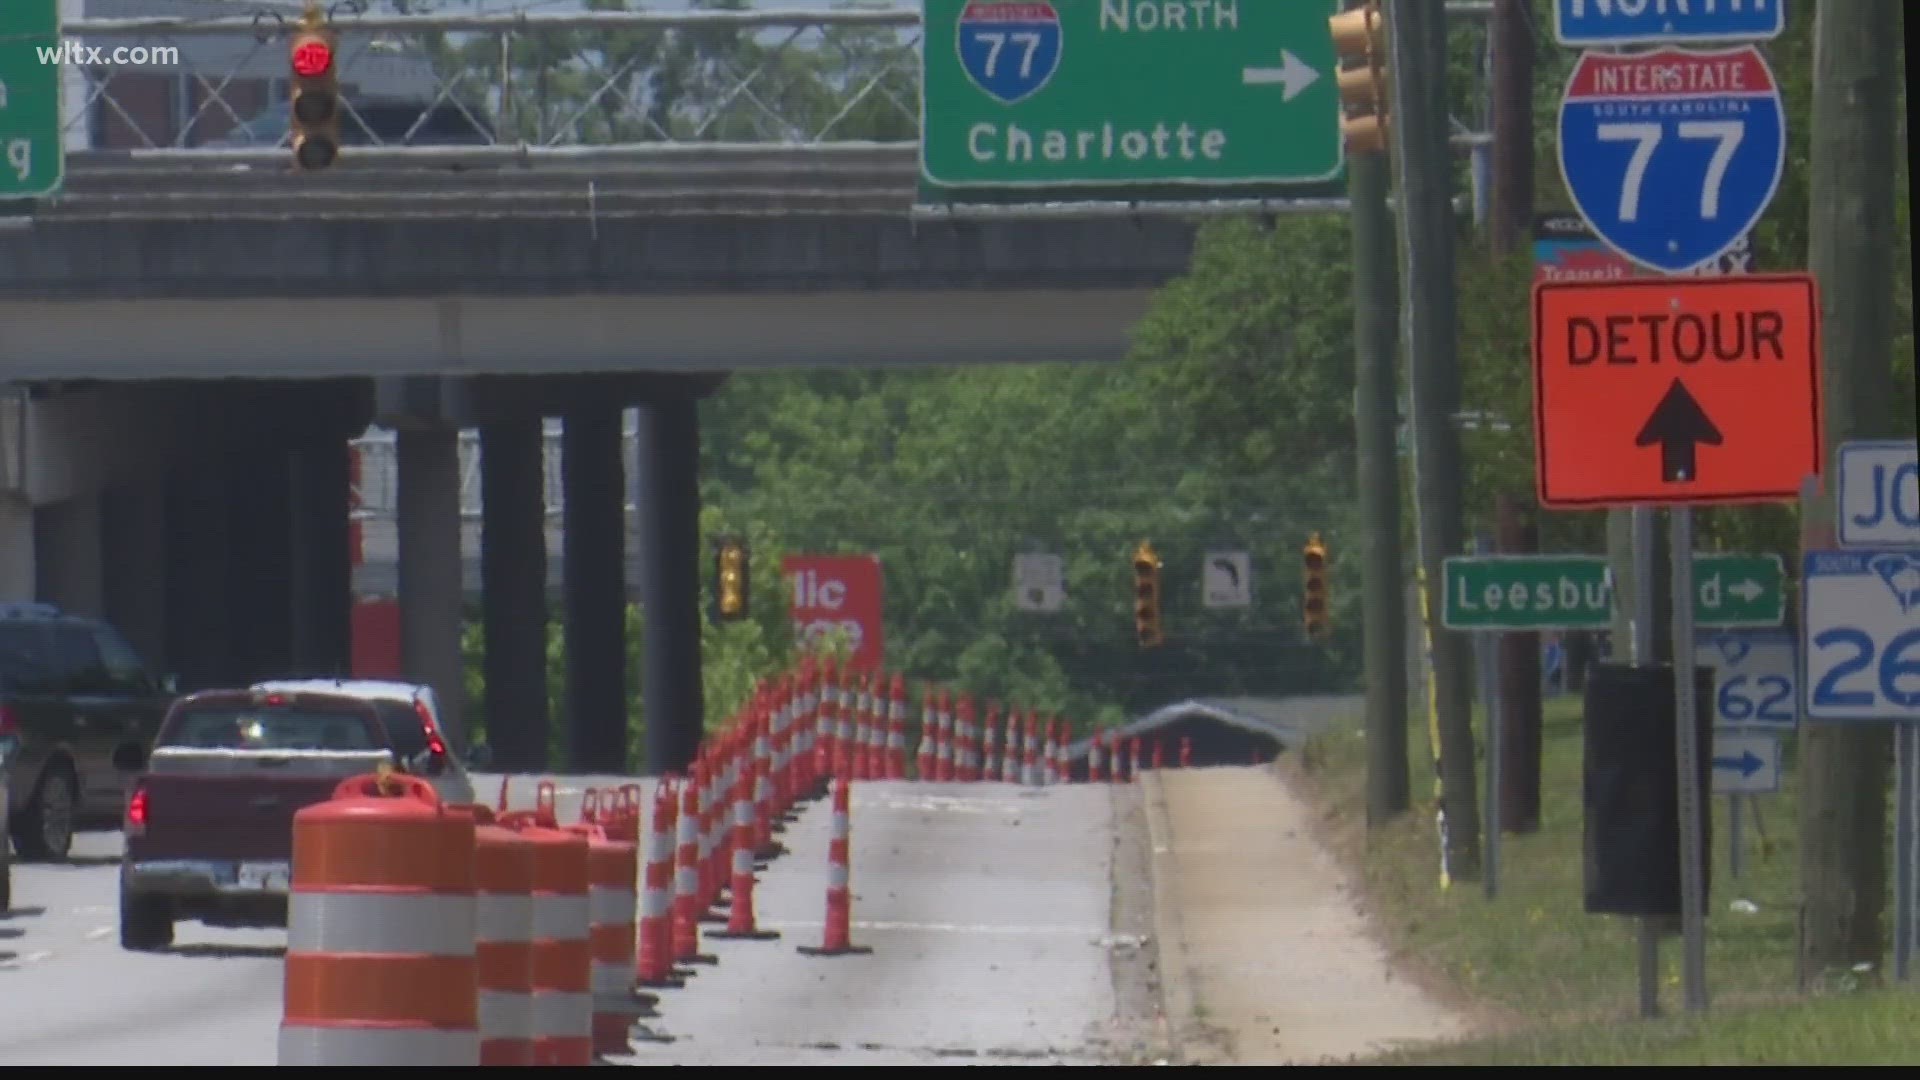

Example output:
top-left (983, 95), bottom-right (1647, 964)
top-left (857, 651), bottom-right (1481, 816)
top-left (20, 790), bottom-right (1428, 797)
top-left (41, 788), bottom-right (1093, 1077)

top-left (955, 2), bottom-right (1064, 106)
top-left (1557, 46), bottom-right (1785, 275)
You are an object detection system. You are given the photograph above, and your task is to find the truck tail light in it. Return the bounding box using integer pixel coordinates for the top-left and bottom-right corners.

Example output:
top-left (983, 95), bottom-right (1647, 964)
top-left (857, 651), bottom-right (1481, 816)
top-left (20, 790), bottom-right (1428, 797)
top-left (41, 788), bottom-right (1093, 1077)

top-left (0, 703), bottom-right (19, 737)
top-left (415, 699), bottom-right (447, 757)
top-left (127, 782), bottom-right (150, 836)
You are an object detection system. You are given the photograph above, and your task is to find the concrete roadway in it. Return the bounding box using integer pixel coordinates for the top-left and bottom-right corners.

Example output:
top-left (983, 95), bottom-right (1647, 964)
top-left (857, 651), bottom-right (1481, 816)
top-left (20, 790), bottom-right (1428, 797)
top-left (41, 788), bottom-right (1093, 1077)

top-left (0, 775), bottom-right (1152, 1066)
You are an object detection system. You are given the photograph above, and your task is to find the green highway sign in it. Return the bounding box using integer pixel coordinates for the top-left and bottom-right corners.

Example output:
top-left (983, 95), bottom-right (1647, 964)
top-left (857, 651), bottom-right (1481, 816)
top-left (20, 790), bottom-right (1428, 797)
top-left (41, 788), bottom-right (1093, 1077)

top-left (1441, 556), bottom-right (1613, 632)
top-left (1441, 553), bottom-right (1787, 632)
top-left (920, 0), bottom-right (1344, 191)
top-left (0, 0), bottom-right (63, 198)
top-left (1691, 553), bottom-right (1787, 629)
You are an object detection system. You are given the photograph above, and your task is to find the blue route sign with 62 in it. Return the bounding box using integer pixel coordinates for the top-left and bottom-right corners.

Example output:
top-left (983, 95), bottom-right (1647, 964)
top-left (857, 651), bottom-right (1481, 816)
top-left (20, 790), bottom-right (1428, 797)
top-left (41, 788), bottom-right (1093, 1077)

top-left (1802, 550), bottom-right (1920, 722)
top-left (1697, 628), bottom-right (1798, 730)
top-left (1558, 46), bottom-right (1784, 275)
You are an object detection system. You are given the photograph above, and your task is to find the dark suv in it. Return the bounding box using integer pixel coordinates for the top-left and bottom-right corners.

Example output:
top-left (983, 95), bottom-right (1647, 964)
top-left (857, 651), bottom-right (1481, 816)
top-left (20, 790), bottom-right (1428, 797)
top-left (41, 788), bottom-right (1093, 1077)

top-left (0, 603), bottom-right (175, 862)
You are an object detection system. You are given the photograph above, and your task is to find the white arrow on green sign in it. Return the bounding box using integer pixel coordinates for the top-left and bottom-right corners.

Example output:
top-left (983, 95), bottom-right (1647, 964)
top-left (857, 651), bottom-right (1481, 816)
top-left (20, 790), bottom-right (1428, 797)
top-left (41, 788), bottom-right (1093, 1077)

top-left (1440, 553), bottom-right (1785, 632)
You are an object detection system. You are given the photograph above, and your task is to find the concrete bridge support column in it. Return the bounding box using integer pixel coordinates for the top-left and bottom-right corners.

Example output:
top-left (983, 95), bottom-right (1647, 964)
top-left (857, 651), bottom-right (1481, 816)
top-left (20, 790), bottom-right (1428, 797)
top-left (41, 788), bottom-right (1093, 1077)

top-left (288, 439), bottom-right (352, 678)
top-left (634, 390), bottom-right (705, 776)
top-left (34, 497), bottom-right (104, 617)
top-left (561, 400), bottom-right (628, 773)
top-left (480, 410), bottom-right (552, 771)
top-left (101, 482), bottom-right (169, 673)
top-left (0, 498), bottom-right (34, 602)
top-left (396, 425), bottom-right (469, 753)
top-left (164, 463), bottom-right (232, 692)
top-left (226, 444), bottom-right (296, 684)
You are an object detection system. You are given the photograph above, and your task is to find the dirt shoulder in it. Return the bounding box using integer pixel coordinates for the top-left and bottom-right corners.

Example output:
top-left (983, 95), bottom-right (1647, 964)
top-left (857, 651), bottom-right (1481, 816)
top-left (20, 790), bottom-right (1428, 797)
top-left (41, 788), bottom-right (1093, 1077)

top-left (1133, 765), bottom-right (1476, 1065)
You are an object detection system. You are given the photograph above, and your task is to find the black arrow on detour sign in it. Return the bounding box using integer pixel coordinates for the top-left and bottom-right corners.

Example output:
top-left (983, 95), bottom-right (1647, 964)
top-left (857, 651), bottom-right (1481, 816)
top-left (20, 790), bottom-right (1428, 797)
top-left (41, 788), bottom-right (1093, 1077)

top-left (1634, 378), bottom-right (1724, 484)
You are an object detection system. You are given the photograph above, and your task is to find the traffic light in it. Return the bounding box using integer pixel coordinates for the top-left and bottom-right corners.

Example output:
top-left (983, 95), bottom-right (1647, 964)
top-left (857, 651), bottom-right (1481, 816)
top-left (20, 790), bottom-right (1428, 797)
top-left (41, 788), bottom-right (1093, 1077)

top-left (1132, 541), bottom-right (1164, 649)
top-left (288, 9), bottom-right (340, 171)
top-left (713, 536), bottom-right (749, 622)
top-left (1302, 532), bottom-right (1330, 640)
top-left (1330, 0), bottom-right (1389, 156)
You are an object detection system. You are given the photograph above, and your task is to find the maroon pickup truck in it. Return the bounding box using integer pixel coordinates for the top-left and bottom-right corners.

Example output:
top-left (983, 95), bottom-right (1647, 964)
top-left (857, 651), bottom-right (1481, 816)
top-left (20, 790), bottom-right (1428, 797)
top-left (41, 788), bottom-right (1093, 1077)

top-left (116, 688), bottom-right (403, 951)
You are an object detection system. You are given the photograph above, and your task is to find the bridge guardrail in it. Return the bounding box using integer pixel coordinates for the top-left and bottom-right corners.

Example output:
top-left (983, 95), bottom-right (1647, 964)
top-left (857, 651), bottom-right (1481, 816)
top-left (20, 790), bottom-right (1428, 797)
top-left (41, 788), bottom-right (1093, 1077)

top-left (50, 4), bottom-right (1492, 169)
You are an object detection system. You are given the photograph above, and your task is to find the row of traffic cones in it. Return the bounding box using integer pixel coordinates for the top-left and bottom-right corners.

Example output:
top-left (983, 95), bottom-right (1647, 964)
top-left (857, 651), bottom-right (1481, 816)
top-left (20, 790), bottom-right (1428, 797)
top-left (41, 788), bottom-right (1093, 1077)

top-left (490, 656), bottom-right (1267, 1052)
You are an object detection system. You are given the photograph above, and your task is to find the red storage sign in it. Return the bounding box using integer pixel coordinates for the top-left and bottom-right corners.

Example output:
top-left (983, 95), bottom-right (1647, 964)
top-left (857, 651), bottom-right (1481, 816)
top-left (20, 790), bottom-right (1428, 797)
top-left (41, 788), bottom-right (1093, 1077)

top-left (782, 554), bottom-right (884, 671)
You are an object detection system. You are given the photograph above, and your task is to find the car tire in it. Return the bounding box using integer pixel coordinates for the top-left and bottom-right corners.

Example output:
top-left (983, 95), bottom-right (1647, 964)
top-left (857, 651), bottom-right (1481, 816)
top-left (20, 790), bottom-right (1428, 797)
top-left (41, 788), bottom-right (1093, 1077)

top-left (120, 890), bottom-right (173, 952)
top-left (14, 770), bottom-right (76, 863)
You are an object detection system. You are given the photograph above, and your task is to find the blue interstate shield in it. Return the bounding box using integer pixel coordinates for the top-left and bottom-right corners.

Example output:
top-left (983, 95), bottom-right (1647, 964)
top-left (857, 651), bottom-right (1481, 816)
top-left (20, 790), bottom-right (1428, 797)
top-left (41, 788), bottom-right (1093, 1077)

top-left (1557, 46), bottom-right (1785, 275)
top-left (956, 1), bottom-right (1063, 106)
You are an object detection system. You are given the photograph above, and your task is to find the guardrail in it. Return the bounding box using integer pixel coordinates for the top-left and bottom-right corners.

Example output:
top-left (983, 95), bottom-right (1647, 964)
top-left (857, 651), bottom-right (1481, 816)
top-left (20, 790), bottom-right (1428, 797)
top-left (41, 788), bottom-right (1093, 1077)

top-left (56, 3), bottom-right (1493, 169)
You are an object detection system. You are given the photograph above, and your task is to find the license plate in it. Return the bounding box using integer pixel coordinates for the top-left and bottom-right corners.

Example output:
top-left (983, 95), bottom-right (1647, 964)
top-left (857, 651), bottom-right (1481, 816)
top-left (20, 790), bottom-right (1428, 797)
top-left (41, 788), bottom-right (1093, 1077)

top-left (235, 861), bottom-right (290, 892)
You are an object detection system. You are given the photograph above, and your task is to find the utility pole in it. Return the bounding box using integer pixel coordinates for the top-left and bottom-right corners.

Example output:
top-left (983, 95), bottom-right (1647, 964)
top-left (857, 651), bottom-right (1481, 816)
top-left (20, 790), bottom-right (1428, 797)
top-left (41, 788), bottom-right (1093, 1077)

top-left (1796, 0), bottom-right (1903, 987)
top-left (1350, 125), bottom-right (1411, 826)
top-left (1487, 0), bottom-right (1542, 836)
top-left (1386, 0), bottom-right (1481, 876)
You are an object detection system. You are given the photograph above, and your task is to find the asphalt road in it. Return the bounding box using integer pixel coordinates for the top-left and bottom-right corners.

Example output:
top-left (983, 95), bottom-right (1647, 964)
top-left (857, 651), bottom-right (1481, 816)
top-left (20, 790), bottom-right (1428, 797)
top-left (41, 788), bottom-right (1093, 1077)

top-left (0, 775), bottom-right (1134, 1066)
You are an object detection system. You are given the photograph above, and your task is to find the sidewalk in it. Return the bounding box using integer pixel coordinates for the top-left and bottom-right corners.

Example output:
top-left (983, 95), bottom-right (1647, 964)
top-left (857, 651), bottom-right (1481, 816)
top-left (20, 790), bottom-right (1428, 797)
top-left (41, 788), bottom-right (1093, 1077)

top-left (1142, 765), bottom-right (1470, 1065)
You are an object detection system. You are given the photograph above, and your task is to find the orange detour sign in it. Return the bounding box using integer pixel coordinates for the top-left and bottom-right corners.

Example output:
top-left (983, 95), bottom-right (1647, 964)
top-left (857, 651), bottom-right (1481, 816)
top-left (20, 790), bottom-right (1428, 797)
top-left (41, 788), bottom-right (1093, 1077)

top-left (1531, 274), bottom-right (1824, 508)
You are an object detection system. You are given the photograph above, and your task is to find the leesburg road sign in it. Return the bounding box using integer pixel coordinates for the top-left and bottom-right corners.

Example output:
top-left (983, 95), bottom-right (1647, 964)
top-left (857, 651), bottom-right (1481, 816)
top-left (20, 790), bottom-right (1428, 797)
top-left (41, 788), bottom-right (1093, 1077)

top-left (1803, 549), bottom-right (1920, 723)
top-left (1557, 46), bottom-right (1785, 275)
top-left (1441, 555), bottom-right (1613, 631)
top-left (921, 0), bottom-right (1343, 190)
top-left (1553, 0), bottom-right (1787, 48)
top-left (1440, 552), bottom-right (1785, 631)
top-left (1531, 275), bottom-right (1823, 508)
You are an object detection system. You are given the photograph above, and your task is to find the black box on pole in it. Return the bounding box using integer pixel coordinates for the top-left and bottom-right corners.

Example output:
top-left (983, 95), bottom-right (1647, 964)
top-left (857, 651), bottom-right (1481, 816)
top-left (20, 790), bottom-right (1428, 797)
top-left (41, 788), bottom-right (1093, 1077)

top-left (1582, 662), bottom-right (1715, 920)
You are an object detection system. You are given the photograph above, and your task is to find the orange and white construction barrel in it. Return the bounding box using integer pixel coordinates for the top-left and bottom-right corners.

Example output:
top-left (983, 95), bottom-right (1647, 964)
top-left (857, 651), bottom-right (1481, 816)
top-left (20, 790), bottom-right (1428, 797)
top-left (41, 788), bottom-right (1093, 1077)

top-left (280, 771), bottom-right (479, 1065)
top-left (473, 806), bottom-right (537, 1065)
top-left (511, 815), bottom-right (593, 1065)
top-left (580, 823), bottom-right (639, 1055)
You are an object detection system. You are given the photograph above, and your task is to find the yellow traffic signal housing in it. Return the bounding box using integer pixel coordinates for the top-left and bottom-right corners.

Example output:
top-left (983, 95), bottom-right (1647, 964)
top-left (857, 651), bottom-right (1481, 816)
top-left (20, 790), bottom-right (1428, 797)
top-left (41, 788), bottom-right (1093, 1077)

top-left (714, 536), bottom-right (750, 622)
top-left (288, 11), bottom-right (341, 171)
top-left (1132, 541), bottom-right (1164, 649)
top-left (1330, 1), bottom-right (1389, 156)
top-left (1302, 532), bottom-right (1331, 639)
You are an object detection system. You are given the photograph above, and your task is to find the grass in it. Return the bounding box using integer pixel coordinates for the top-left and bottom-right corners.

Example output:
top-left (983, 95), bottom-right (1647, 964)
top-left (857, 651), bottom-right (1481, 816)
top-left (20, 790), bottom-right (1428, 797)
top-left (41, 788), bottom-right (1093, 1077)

top-left (1282, 694), bottom-right (1920, 1065)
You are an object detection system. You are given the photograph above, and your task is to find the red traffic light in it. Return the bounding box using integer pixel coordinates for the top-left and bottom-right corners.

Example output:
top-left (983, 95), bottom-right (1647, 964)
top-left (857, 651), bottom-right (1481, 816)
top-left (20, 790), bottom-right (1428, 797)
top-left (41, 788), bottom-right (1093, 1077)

top-left (291, 35), bottom-right (334, 79)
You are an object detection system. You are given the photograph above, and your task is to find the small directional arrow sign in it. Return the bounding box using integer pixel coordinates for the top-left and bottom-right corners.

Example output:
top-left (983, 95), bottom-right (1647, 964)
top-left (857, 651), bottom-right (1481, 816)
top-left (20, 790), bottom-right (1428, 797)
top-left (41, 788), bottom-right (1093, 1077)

top-left (1711, 728), bottom-right (1781, 795)
top-left (1242, 50), bottom-right (1321, 103)
top-left (1635, 378), bottom-right (1724, 485)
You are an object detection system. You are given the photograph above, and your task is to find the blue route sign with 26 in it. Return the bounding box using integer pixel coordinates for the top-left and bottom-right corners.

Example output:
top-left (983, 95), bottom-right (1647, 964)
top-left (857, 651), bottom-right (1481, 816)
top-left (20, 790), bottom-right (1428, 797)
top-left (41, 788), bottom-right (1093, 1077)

top-left (1803, 550), bottom-right (1920, 723)
top-left (1554, 0), bottom-right (1786, 47)
top-left (1558, 46), bottom-right (1785, 274)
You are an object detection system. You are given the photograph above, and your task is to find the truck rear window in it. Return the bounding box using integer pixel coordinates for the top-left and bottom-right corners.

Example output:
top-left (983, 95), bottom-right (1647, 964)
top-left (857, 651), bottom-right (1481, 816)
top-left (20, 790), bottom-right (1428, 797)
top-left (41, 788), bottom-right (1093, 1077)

top-left (162, 706), bottom-right (379, 752)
